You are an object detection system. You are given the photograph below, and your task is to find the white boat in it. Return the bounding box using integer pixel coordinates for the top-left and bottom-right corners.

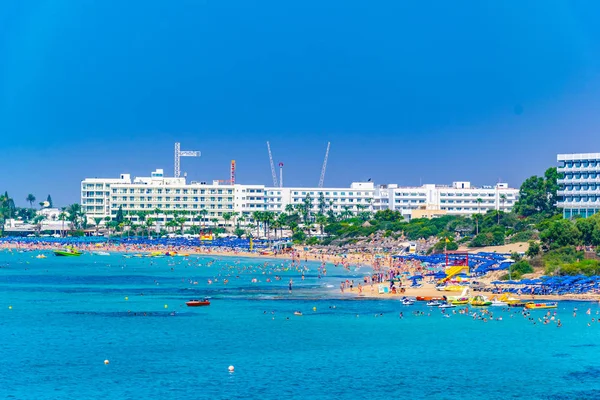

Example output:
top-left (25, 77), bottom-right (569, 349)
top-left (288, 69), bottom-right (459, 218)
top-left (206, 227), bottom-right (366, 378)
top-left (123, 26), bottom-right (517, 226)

top-left (95, 251), bottom-right (110, 256)
top-left (401, 298), bottom-right (414, 305)
top-left (439, 303), bottom-right (456, 309)
top-left (426, 301), bottom-right (442, 307)
top-left (490, 300), bottom-right (508, 307)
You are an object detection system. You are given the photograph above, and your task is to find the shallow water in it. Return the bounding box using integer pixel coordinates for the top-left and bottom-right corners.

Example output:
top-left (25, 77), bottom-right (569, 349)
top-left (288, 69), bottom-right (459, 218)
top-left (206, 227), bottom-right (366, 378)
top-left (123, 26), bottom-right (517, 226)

top-left (1, 250), bottom-right (600, 400)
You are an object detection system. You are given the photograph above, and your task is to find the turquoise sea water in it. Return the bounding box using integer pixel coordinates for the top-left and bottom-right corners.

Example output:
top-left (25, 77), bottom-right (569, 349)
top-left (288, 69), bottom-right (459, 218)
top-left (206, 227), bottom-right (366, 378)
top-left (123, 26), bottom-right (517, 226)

top-left (1, 250), bottom-right (600, 400)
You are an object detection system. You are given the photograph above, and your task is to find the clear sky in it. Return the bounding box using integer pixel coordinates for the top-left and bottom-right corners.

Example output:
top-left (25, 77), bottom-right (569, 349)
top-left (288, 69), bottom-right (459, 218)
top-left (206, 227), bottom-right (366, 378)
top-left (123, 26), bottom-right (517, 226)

top-left (2, 1), bottom-right (600, 207)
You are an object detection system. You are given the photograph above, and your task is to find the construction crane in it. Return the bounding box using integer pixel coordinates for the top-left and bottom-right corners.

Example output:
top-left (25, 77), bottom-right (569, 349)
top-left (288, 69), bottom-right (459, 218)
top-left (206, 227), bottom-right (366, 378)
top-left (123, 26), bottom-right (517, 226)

top-left (266, 141), bottom-right (278, 187)
top-left (318, 142), bottom-right (330, 188)
top-left (174, 142), bottom-right (201, 178)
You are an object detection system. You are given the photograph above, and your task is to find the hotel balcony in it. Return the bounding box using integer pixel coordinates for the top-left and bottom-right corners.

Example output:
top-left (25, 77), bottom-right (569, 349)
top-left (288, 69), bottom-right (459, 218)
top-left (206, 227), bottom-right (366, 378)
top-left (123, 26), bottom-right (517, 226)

top-left (557, 166), bottom-right (600, 173)
top-left (557, 178), bottom-right (600, 184)
top-left (557, 190), bottom-right (600, 196)
top-left (557, 200), bottom-right (600, 208)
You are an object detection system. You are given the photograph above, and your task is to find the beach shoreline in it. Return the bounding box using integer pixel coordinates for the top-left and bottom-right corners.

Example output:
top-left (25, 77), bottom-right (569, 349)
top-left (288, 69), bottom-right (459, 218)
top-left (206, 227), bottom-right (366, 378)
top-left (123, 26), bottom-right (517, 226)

top-left (3, 241), bottom-right (599, 303)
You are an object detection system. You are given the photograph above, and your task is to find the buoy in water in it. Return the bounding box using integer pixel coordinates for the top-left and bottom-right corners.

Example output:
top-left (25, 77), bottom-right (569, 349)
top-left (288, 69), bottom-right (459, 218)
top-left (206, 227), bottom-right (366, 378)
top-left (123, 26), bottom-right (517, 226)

top-left (164, 304), bottom-right (168, 309)
top-left (313, 307), bottom-right (317, 311)
top-left (125, 297), bottom-right (129, 301)
top-left (228, 365), bottom-right (234, 372)
top-left (104, 360), bottom-right (110, 365)
top-left (8, 305), bottom-right (12, 310)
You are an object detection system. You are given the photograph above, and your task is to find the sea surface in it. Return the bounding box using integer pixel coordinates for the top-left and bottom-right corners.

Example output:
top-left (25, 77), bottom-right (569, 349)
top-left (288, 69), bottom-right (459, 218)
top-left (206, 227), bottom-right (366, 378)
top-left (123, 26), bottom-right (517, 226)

top-left (1, 250), bottom-right (600, 400)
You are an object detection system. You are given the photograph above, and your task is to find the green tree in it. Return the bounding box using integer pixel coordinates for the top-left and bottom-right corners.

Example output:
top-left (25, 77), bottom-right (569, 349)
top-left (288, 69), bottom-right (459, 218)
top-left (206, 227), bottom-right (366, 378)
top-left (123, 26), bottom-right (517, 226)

top-left (26, 194), bottom-right (36, 208)
top-left (526, 241), bottom-right (541, 258)
top-left (514, 167), bottom-right (560, 218)
top-left (318, 192), bottom-right (326, 215)
top-left (33, 215), bottom-right (45, 235)
top-left (222, 212), bottom-right (232, 232)
top-left (234, 227), bottom-right (245, 238)
top-left (115, 205), bottom-right (124, 224)
top-left (373, 209), bottom-right (403, 222)
top-left (316, 213), bottom-right (327, 235)
top-left (540, 219), bottom-right (581, 249)
top-left (198, 209), bottom-right (208, 229)
top-left (66, 203), bottom-right (83, 230)
top-left (94, 217), bottom-right (103, 236)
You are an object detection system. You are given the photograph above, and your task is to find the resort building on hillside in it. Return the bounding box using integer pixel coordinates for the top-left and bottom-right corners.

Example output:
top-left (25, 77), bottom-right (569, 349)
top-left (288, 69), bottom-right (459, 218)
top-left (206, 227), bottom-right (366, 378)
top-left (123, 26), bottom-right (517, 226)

top-left (81, 169), bottom-right (519, 228)
top-left (556, 153), bottom-right (600, 218)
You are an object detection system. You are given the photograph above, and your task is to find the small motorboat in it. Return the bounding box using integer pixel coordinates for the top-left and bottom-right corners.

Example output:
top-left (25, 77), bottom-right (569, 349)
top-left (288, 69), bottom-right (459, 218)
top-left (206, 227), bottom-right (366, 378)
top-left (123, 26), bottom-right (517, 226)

top-left (439, 303), bottom-right (456, 309)
top-left (54, 247), bottom-right (82, 257)
top-left (426, 301), bottom-right (442, 307)
top-left (294, 311), bottom-right (303, 316)
top-left (186, 299), bottom-right (210, 307)
top-left (490, 300), bottom-right (508, 307)
top-left (525, 302), bottom-right (558, 310)
top-left (400, 297), bottom-right (414, 305)
top-left (36, 254), bottom-right (47, 259)
top-left (94, 251), bottom-right (110, 256)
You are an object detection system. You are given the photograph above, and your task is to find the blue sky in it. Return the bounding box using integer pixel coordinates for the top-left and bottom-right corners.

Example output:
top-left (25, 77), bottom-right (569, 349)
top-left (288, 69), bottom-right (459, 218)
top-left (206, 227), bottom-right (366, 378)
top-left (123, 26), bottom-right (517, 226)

top-left (2, 1), bottom-right (600, 206)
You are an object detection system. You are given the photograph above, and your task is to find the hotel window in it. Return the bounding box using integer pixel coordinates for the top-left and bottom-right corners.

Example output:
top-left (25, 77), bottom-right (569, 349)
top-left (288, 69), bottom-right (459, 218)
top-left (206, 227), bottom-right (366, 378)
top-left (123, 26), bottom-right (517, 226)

top-left (175, 189), bottom-right (181, 194)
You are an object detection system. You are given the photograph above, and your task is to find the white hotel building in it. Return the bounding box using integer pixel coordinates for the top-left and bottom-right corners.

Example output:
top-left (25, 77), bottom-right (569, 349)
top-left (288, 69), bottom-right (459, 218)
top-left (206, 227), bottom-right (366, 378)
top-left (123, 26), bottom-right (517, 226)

top-left (556, 153), bottom-right (600, 218)
top-left (81, 169), bottom-right (519, 226)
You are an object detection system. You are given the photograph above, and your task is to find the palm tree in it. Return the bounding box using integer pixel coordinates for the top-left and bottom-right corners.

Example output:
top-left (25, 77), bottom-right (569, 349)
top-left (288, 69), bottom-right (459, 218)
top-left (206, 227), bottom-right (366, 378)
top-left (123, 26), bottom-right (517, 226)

top-left (145, 217), bottom-right (155, 237)
top-left (199, 209), bottom-right (209, 230)
top-left (498, 194), bottom-right (507, 224)
top-left (252, 211), bottom-right (263, 238)
top-left (210, 218), bottom-right (219, 230)
top-left (316, 213), bottom-right (327, 235)
top-left (165, 219), bottom-right (178, 233)
top-left (33, 215), bottom-right (45, 235)
top-left (176, 216), bottom-right (187, 234)
top-left (66, 203), bottom-right (83, 231)
top-left (231, 211), bottom-right (240, 228)
top-left (277, 213), bottom-right (288, 238)
top-left (94, 217), bottom-right (103, 236)
top-left (285, 204), bottom-right (295, 214)
top-left (59, 210), bottom-right (68, 237)
top-left (222, 212), bottom-right (232, 233)
top-left (26, 194), bottom-right (36, 208)
top-left (475, 197), bottom-right (483, 235)
top-left (263, 211), bottom-right (275, 240)
top-left (271, 219), bottom-right (281, 240)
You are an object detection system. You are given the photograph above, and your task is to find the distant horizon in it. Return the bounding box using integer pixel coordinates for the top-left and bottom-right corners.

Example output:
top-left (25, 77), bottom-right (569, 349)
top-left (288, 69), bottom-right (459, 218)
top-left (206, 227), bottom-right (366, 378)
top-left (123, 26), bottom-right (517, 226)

top-left (3, 1), bottom-right (600, 206)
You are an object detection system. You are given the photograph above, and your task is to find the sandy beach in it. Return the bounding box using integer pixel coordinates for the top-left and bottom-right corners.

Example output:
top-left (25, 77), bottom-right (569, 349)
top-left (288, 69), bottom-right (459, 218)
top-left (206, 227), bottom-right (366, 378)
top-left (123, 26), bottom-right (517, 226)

top-left (2, 240), bottom-right (599, 302)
